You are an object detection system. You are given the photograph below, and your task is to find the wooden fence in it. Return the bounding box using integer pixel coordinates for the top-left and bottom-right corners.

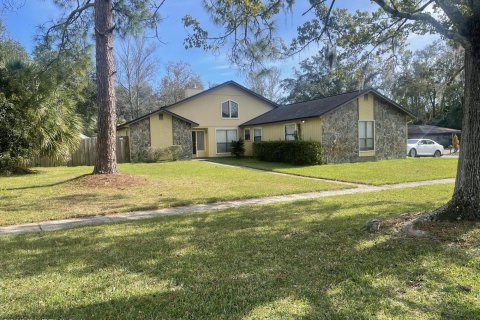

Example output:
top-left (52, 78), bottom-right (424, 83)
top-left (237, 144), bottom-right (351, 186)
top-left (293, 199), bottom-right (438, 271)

top-left (32, 136), bottom-right (130, 167)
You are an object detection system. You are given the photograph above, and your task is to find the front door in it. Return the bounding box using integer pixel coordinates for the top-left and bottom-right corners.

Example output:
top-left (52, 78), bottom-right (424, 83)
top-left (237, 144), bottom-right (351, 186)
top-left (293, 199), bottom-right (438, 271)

top-left (192, 130), bottom-right (205, 157)
top-left (192, 132), bottom-right (197, 155)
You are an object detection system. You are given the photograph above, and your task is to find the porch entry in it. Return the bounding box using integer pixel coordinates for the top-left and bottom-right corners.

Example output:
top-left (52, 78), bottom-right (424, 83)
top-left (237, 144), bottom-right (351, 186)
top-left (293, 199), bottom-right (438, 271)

top-left (192, 130), bottom-right (205, 156)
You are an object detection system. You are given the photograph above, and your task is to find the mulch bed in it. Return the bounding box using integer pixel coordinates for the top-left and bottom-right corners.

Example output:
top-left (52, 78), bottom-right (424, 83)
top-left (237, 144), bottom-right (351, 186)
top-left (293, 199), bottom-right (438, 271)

top-left (69, 173), bottom-right (150, 189)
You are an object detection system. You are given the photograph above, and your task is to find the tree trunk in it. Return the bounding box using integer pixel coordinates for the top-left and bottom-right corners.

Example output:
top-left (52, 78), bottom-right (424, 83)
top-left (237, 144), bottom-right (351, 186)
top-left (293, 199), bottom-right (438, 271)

top-left (435, 38), bottom-right (480, 221)
top-left (93, 0), bottom-right (117, 174)
top-left (432, 89), bottom-right (436, 119)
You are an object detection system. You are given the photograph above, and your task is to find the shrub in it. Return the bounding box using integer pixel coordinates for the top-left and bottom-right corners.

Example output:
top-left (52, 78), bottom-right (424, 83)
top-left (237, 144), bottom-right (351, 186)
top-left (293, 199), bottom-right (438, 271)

top-left (135, 146), bottom-right (182, 163)
top-left (253, 140), bottom-right (323, 165)
top-left (230, 139), bottom-right (245, 158)
top-left (0, 155), bottom-right (19, 175)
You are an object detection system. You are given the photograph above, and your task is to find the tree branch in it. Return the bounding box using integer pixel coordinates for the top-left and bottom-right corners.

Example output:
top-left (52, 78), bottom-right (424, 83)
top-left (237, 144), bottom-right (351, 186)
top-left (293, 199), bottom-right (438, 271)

top-left (372, 0), bottom-right (469, 47)
top-left (435, 0), bottom-right (467, 29)
top-left (287, 0), bottom-right (336, 57)
top-left (446, 64), bottom-right (465, 86)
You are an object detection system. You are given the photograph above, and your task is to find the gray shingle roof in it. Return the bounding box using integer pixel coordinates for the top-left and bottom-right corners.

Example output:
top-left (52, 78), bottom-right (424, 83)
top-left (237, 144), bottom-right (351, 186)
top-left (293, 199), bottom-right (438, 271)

top-left (240, 89), bottom-right (414, 126)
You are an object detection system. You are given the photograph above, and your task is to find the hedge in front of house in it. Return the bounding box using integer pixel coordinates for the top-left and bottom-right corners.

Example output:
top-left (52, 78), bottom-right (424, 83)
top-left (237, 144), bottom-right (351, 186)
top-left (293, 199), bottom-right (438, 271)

top-left (253, 140), bottom-right (323, 165)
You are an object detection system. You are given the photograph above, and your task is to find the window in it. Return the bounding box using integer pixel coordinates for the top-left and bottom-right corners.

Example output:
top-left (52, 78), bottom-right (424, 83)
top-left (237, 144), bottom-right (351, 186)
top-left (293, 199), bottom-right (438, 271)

top-left (196, 131), bottom-right (205, 151)
top-left (158, 113), bottom-right (164, 120)
top-left (221, 101), bottom-right (239, 118)
top-left (253, 128), bottom-right (262, 142)
top-left (359, 121), bottom-right (374, 151)
top-left (244, 128), bottom-right (251, 141)
top-left (216, 129), bottom-right (237, 153)
top-left (419, 140), bottom-right (433, 145)
top-left (285, 124), bottom-right (297, 141)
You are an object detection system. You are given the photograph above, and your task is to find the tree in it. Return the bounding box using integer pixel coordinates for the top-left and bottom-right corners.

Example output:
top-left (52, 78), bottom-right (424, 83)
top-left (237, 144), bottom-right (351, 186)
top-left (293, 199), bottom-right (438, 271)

top-left (281, 37), bottom-right (464, 125)
top-left (390, 42), bottom-right (464, 126)
top-left (189, 0), bottom-right (480, 221)
top-left (42, 0), bottom-right (166, 174)
top-left (0, 33), bottom-right (85, 174)
top-left (116, 35), bottom-right (159, 121)
top-left (75, 72), bottom-right (98, 136)
top-left (245, 67), bottom-right (282, 102)
top-left (281, 47), bottom-right (382, 103)
top-left (183, 1), bottom-right (289, 70)
top-left (158, 61), bottom-right (204, 105)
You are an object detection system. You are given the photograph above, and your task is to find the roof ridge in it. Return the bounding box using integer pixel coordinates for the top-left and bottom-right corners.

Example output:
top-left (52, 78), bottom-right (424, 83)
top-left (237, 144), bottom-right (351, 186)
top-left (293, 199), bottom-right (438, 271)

top-left (240, 88), bottom-right (414, 127)
top-left (282, 89), bottom-right (366, 106)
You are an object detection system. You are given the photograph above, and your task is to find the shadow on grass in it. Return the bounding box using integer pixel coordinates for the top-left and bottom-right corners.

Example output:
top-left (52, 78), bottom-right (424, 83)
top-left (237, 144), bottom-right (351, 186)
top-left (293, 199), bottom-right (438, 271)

top-left (3, 174), bottom-right (90, 191)
top-left (204, 157), bottom-right (299, 171)
top-left (1, 193), bottom-right (478, 319)
top-left (1, 192), bottom-right (126, 213)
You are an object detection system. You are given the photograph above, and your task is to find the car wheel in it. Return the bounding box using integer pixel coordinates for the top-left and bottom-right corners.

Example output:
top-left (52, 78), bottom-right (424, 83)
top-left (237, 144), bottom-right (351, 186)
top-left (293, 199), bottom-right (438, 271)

top-left (409, 148), bottom-right (417, 157)
top-left (434, 150), bottom-right (442, 157)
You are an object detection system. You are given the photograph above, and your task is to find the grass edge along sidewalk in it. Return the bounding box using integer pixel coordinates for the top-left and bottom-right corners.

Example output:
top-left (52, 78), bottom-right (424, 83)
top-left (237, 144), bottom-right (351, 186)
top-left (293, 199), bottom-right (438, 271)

top-left (206, 157), bottom-right (458, 186)
top-left (0, 177), bottom-right (455, 235)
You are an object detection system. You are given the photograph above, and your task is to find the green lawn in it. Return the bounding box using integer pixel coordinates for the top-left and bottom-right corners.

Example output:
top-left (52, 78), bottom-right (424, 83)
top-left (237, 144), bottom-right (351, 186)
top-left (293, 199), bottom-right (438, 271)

top-left (2, 183), bottom-right (479, 319)
top-left (0, 161), bottom-right (345, 226)
top-left (208, 157), bottom-right (459, 185)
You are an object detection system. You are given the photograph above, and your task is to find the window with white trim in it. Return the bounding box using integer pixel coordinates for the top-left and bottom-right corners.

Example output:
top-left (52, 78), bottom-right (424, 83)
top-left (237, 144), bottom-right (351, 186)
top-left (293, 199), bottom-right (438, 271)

top-left (359, 121), bottom-right (374, 151)
top-left (285, 124), bottom-right (297, 141)
top-left (244, 128), bottom-right (251, 141)
top-left (216, 129), bottom-right (237, 153)
top-left (221, 101), bottom-right (239, 118)
top-left (253, 128), bottom-right (262, 142)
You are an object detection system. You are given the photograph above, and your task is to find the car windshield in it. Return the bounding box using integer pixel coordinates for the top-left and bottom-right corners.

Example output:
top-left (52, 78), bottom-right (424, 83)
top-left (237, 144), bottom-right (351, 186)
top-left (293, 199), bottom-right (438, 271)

top-left (408, 139), bottom-right (419, 144)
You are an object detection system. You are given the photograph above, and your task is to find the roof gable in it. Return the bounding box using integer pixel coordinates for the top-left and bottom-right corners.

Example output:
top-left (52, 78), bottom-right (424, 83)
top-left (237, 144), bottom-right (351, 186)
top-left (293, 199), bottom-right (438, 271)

top-left (240, 89), bottom-right (414, 126)
top-left (117, 108), bottom-right (198, 129)
top-left (165, 81), bottom-right (279, 111)
top-left (117, 80), bottom-right (278, 129)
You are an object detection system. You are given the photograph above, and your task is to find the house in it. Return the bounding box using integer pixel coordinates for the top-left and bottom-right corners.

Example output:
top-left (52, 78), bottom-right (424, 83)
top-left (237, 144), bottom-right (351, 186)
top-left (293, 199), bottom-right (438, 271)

top-left (118, 81), bottom-right (414, 164)
top-left (117, 81), bottom-right (278, 161)
top-left (240, 89), bottom-right (414, 163)
top-left (408, 124), bottom-right (461, 147)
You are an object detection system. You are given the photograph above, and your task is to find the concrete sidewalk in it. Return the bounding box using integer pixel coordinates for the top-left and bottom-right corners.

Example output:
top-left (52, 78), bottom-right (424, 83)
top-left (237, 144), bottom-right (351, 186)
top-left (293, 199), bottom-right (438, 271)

top-left (0, 178), bottom-right (454, 236)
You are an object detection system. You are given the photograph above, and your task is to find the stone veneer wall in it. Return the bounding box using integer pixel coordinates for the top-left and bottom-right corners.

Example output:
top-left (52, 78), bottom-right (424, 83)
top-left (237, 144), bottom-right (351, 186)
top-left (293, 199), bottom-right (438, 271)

top-left (172, 117), bottom-right (193, 160)
top-left (374, 98), bottom-right (407, 160)
top-left (321, 100), bottom-right (359, 164)
top-left (129, 118), bottom-right (151, 162)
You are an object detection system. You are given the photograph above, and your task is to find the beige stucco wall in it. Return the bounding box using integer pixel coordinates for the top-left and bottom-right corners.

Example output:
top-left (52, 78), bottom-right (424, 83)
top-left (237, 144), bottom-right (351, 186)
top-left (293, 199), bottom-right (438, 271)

top-left (117, 128), bottom-right (129, 137)
top-left (168, 85), bottom-right (275, 157)
top-left (116, 113), bottom-right (173, 157)
top-left (150, 112), bottom-right (173, 148)
top-left (245, 118), bottom-right (322, 141)
top-left (241, 117), bottom-right (322, 156)
top-left (358, 93), bottom-right (374, 120)
top-left (358, 93), bottom-right (375, 157)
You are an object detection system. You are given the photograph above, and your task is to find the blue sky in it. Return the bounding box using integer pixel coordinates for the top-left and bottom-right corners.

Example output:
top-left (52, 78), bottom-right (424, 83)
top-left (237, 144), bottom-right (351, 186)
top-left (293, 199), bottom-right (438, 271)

top-left (2, 0), bottom-right (435, 87)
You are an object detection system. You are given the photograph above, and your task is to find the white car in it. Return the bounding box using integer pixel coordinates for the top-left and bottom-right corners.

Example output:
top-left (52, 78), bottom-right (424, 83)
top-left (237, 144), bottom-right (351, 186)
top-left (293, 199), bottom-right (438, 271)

top-left (407, 139), bottom-right (444, 157)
